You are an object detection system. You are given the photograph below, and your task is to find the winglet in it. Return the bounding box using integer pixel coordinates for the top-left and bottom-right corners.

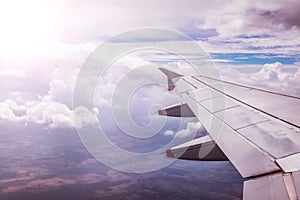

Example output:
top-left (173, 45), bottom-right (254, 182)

top-left (159, 68), bottom-right (183, 91)
top-left (157, 103), bottom-right (195, 117)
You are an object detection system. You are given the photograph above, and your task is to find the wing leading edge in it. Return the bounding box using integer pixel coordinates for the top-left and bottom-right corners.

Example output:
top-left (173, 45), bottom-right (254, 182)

top-left (158, 67), bottom-right (300, 200)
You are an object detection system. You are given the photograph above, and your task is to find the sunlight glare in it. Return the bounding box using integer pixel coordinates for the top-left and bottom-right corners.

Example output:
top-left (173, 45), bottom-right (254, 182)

top-left (0, 0), bottom-right (51, 55)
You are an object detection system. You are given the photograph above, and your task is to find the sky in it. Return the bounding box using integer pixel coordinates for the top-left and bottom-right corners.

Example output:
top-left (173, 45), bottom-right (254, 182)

top-left (0, 0), bottom-right (299, 130)
top-left (0, 0), bottom-right (300, 199)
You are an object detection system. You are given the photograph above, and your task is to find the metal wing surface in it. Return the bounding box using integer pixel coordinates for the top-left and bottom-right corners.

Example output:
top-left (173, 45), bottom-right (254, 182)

top-left (159, 68), bottom-right (300, 200)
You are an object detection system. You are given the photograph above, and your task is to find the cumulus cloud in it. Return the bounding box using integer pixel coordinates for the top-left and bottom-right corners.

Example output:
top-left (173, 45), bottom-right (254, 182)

top-left (250, 62), bottom-right (300, 92)
top-left (163, 130), bottom-right (174, 136)
top-left (4, 99), bottom-right (27, 111)
top-left (0, 103), bottom-right (20, 121)
top-left (0, 41), bottom-right (95, 103)
top-left (0, 99), bottom-right (29, 121)
top-left (73, 106), bottom-right (98, 129)
top-left (160, 122), bottom-right (207, 147)
top-left (1, 46), bottom-right (180, 130)
top-left (26, 101), bottom-right (74, 128)
top-left (48, 79), bottom-right (67, 99)
top-left (251, 62), bottom-right (287, 82)
top-left (0, 98), bottom-right (98, 129)
top-left (176, 122), bottom-right (205, 138)
top-left (220, 61), bottom-right (300, 95)
top-left (163, 122), bottom-right (205, 138)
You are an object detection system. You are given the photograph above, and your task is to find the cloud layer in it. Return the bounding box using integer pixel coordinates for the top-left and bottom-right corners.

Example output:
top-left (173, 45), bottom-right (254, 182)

top-left (0, 0), bottom-right (300, 131)
top-left (0, 99), bottom-right (97, 129)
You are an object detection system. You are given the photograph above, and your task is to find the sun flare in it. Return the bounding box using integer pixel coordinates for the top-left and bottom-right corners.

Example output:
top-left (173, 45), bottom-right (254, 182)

top-left (0, 0), bottom-right (51, 54)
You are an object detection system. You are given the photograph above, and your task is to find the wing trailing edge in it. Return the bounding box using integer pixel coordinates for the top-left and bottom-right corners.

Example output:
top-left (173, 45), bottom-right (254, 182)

top-left (166, 135), bottom-right (228, 161)
top-left (158, 103), bottom-right (195, 117)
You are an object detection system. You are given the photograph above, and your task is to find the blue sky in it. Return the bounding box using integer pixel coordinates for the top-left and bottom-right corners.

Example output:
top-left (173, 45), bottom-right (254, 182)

top-left (212, 53), bottom-right (300, 65)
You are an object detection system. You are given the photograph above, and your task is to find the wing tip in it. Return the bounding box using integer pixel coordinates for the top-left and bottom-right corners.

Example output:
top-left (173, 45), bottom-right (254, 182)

top-left (158, 67), bottom-right (183, 78)
top-left (158, 67), bottom-right (182, 91)
top-left (166, 148), bottom-right (174, 158)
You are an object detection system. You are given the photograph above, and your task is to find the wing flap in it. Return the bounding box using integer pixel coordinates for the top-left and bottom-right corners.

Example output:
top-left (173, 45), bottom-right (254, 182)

top-left (243, 172), bottom-right (290, 200)
top-left (182, 92), bottom-right (280, 177)
top-left (158, 103), bottom-right (195, 117)
top-left (239, 121), bottom-right (300, 159)
top-left (276, 153), bottom-right (300, 172)
top-left (166, 135), bottom-right (228, 161)
top-left (292, 171), bottom-right (300, 198)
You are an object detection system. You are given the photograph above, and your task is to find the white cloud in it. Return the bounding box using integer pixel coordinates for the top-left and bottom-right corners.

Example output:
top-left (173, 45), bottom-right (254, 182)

top-left (26, 101), bottom-right (73, 128)
top-left (251, 62), bottom-right (289, 82)
top-left (163, 130), bottom-right (174, 136)
top-left (0, 98), bottom-right (98, 129)
top-left (4, 99), bottom-right (27, 111)
top-left (176, 122), bottom-right (203, 138)
top-left (2, 0), bottom-right (300, 106)
top-left (73, 106), bottom-right (97, 129)
top-left (200, 0), bottom-right (300, 37)
top-left (219, 61), bottom-right (300, 95)
top-left (11, 0), bottom-right (293, 58)
top-left (0, 103), bottom-right (19, 121)
top-left (249, 62), bottom-right (300, 92)
top-left (1, 0), bottom-right (300, 135)
top-left (1, 1), bottom-right (300, 63)
top-left (48, 79), bottom-right (67, 99)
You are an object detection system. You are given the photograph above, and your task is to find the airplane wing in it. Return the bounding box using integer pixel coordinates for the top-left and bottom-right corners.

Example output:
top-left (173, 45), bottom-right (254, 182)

top-left (158, 67), bottom-right (300, 200)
